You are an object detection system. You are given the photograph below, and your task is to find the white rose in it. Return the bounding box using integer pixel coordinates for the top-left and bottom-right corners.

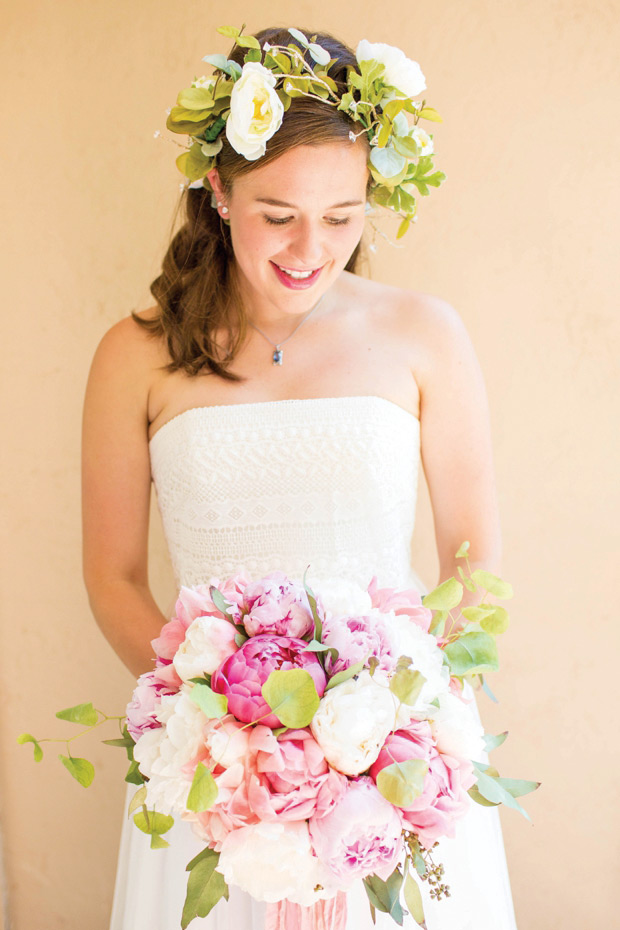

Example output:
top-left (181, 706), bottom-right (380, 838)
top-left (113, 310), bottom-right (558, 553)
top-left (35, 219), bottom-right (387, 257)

top-left (384, 614), bottom-right (450, 711)
top-left (225, 62), bottom-right (284, 160)
top-left (310, 670), bottom-right (408, 775)
top-left (315, 577), bottom-right (372, 619)
top-left (172, 614), bottom-right (237, 682)
top-left (133, 688), bottom-right (206, 813)
top-left (430, 691), bottom-right (486, 761)
top-left (356, 40), bottom-right (426, 98)
top-left (410, 126), bottom-right (434, 155)
top-left (216, 821), bottom-right (339, 905)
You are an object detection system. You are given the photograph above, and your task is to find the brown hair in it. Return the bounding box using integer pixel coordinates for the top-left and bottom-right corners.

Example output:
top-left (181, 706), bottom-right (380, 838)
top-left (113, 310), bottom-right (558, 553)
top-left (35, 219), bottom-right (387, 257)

top-left (134, 27), bottom-right (369, 380)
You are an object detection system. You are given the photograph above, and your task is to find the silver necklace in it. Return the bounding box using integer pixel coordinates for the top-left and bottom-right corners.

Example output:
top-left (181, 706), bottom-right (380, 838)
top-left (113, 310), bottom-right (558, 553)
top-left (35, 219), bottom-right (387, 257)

top-left (248, 295), bottom-right (325, 366)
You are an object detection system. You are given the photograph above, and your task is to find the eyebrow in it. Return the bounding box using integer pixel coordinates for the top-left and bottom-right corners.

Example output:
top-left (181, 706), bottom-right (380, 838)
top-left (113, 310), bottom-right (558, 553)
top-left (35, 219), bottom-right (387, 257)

top-left (255, 197), bottom-right (364, 209)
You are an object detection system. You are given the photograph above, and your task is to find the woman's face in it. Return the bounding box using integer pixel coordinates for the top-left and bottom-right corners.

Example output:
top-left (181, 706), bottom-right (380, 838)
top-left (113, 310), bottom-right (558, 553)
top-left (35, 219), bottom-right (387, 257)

top-left (210, 141), bottom-right (369, 321)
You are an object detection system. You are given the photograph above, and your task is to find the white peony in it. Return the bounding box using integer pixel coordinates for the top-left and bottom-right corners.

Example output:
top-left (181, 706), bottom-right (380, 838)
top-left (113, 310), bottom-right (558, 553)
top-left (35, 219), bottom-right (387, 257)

top-left (133, 688), bottom-right (206, 814)
top-left (430, 691), bottom-right (486, 761)
top-left (310, 670), bottom-right (409, 775)
top-left (172, 614), bottom-right (237, 682)
top-left (216, 821), bottom-right (340, 904)
top-left (384, 613), bottom-right (450, 711)
top-left (225, 62), bottom-right (284, 160)
top-left (356, 40), bottom-right (426, 98)
top-left (315, 577), bottom-right (372, 619)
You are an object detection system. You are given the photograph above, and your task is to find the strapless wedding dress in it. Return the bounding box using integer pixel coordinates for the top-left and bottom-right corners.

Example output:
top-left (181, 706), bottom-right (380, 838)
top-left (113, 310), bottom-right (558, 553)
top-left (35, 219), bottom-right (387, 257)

top-left (109, 396), bottom-right (517, 930)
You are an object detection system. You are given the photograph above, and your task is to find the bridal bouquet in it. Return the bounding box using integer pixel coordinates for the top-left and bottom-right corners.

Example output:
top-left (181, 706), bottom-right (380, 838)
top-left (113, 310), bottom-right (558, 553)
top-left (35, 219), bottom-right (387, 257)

top-left (19, 543), bottom-right (538, 928)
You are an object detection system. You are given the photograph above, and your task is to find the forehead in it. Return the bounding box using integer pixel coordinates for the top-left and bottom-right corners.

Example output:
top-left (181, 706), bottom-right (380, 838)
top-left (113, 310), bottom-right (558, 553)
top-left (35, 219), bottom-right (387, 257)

top-left (231, 142), bottom-right (369, 204)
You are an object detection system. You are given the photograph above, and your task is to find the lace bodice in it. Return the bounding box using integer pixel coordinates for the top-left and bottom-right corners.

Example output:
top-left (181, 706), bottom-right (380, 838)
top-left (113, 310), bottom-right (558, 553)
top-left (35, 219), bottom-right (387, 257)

top-left (149, 395), bottom-right (423, 591)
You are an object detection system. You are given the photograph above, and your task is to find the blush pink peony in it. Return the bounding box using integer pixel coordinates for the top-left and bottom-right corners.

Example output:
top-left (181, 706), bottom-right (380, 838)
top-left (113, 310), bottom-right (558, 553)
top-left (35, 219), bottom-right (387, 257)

top-left (367, 576), bottom-right (432, 633)
top-left (125, 671), bottom-right (176, 741)
top-left (321, 609), bottom-right (395, 676)
top-left (211, 635), bottom-right (326, 727)
top-left (242, 572), bottom-right (316, 638)
top-left (309, 776), bottom-right (404, 885)
top-left (369, 720), bottom-right (475, 848)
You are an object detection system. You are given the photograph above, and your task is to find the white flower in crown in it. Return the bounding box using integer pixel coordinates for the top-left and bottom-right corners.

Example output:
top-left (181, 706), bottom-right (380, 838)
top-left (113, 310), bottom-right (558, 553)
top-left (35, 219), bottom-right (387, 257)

top-left (356, 39), bottom-right (426, 99)
top-left (225, 61), bottom-right (284, 160)
top-left (411, 126), bottom-right (434, 155)
top-left (191, 74), bottom-right (216, 90)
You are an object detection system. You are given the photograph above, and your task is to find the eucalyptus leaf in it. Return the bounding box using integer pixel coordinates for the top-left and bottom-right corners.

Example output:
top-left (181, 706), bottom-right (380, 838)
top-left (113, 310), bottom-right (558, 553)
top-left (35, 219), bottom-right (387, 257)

top-left (455, 541), bottom-right (470, 558)
top-left (150, 833), bottom-right (170, 849)
top-left (363, 869), bottom-right (404, 925)
top-left (376, 759), bottom-right (428, 807)
top-left (403, 871), bottom-right (426, 927)
top-left (414, 852), bottom-right (427, 877)
top-left (59, 754), bottom-right (95, 788)
top-left (481, 674), bottom-right (499, 703)
top-left (483, 731), bottom-right (508, 753)
top-left (444, 632), bottom-right (499, 676)
top-left (56, 702), bottom-right (98, 727)
top-left (390, 668), bottom-right (426, 706)
top-left (370, 146), bottom-right (407, 179)
top-left (187, 762), bottom-right (218, 813)
top-left (125, 759), bottom-right (145, 785)
top-left (470, 570), bottom-right (514, 599)
top-left (480, 605), bottom-right (510, 634)
top-left (303, 568), bottom-right (323, 642)
top-left (202, 53), bottom-right (229, 71)
top-left (190, 682), bottom-right (228, 719)
top-left (209, 585), bottom-right (234, 618)
top-left (422, 578), bottom-right (463, 611)
top-left (472, 763), bottom-right (537, 819)
top-left (418, 106), bottom-right (443, 122)
top-left (133, 809), bottom-right (174, 836)
top-left (182, 848), bottom-right (228, 929)
top-left (128, 785), bottom-right (148, 817)
top-left (17, 733), bottom-right (43, 762)
top-left (457, 565), bottom-right (476, 592)
top-left (102, 736), bottom-right (134, 749)
top-left (177, 87), bottom-right (214, 111)
top-left (288, 27), bottom-right (309, 47)
top-left (428, 609), bottom-right (447, 636)
top-left (261, 668), bottom-right (320, 728)
top-left (468, 784), bottom-right (500, 807)
top-left (325, 659), bottom-right (365, 691)
top-left (397, 217), bottom-right (411, 239)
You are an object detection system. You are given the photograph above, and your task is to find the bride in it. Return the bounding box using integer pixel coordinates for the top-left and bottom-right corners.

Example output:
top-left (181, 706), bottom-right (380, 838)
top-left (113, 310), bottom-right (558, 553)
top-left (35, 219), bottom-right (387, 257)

top-left (82, 25), bottom-right (517, 930)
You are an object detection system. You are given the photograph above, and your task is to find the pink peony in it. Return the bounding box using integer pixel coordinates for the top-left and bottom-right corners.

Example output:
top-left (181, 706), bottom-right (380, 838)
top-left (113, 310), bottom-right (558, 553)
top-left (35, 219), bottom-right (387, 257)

top-left (248, 727), bottom-right (348, 821)
top-left (125, 671), bottom-right (176, 741)
top-left (151, 575), bottom-right (248, 661)
top-left (369, 720), bottom-right (475, 848)
top-left (322, 611), bottom-right (395, 676)
top-left (211, 635), bottom-right (326, 727)
top-left (367, 576), bottom-right (432, 633)
top-left (242, 572), bottom-right (316, 638)
top-left (309, 776), bottom-right (404, 885)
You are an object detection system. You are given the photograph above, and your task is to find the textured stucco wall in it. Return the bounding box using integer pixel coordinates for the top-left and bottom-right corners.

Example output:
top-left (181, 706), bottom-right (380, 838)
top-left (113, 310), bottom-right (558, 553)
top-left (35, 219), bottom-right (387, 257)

top-left (1, 1), bottom-right (618, 927)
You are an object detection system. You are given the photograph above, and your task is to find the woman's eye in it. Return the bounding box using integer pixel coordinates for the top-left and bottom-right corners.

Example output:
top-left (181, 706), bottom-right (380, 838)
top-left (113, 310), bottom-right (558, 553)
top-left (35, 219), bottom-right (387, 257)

top-left (264, 215), bottom-right (292, 226)
top-left (263, 215), bottom-right (352, 227)
top-left (326, 217), bottom-right (351, 226)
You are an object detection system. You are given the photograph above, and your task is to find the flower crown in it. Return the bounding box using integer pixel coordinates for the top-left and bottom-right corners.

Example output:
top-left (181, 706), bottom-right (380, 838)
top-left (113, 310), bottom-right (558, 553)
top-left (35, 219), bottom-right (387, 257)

top-left (166, 26), bottom-right (446, 238)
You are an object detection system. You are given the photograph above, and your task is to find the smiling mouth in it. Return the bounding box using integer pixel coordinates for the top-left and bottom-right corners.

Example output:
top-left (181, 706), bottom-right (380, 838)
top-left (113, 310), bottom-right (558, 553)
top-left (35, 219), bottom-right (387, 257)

top-left (273, 263), bottom-right (321, 279)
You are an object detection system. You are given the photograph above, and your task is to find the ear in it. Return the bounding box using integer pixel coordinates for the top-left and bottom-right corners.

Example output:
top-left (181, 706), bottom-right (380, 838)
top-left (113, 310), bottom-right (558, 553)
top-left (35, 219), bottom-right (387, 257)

top-left (207, 168), bottom-right (225, 204)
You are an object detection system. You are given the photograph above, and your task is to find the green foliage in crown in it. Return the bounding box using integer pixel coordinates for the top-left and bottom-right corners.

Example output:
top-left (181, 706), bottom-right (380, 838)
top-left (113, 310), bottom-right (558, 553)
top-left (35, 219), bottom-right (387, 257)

top-left (166, 26), bottom-right (446, 237)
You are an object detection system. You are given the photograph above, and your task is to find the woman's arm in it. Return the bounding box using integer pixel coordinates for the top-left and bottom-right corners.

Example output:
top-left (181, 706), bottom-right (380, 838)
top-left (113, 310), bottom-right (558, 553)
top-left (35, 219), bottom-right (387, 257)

top-left (412, 295), bottom-right (502, 592)
top-left (82, 316), bottom-right (166, 677)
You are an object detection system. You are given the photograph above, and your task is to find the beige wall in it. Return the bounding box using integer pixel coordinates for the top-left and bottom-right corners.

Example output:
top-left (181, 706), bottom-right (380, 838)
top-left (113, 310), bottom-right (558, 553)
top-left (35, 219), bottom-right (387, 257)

top-left (2, 0), bottom-right (618, 927)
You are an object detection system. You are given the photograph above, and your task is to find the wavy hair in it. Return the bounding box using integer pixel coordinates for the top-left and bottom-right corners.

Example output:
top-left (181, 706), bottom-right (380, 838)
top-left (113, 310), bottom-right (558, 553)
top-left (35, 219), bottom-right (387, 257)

top-left (134, 27), bottom-right (369, 380)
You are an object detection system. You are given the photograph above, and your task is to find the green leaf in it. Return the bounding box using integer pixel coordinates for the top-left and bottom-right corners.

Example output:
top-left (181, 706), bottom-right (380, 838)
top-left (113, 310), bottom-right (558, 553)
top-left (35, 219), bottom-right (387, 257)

top-left (56, 703), bottom-right (98, 727)
top-left (494, 775), bottom-right (541, 799)
top-left (176, 144), bottom-right (212, 183)
top-left (481, 674), bottom-right (499, 703)
top-left (403, 871), bottom-right (426, 927)
top-left (428, 609), bottom-right (447, 636)
top-left (217, 25), bottom-right (240, 39)
top-left (59, 754), bottom-right (95, 787)
top-left (187, 763), bottom-right (218, 813)
top-left (418, 106), bottom-right (443, 122)
top-left (177, 87), bottom-right (214, 110)
top-left (422, 578), bottom-right (463, 611)
top-left (390, 668), bottom-right (426, 706)
top-left (102, 736), bottom-right (134, 749)
top-left (397, 217), bottom-right (411, 239)
top-left (468, 784), bottom-right (500, 807)
top-left (363, 868), bottom-right (404, 924)
top-left (472, 763), bottom-right (539, 819)
top-left (457, 565), bottom-right (476, 592)
top-left (190, 682), bottom-right (228, 719)
top-left (414, 852), bottom-right (427, 877)
top-left (376, 759), bottom-right (428, 807)
top-left (125, 760), bottom-right (144, 785)
top-left (480, 605), bottom-right (510, 634)
top-left (202, 53), bottom-right (229, 71)
top-left (150, 833), bottom-right (170, 849)
top-left (483, 731), bottom-right (508, 753)
top-left (303, 569), bottom-right (323, 642)
top-left (325, 659), bottom-right (365, 691)
top-left (128, 785), bottom-right (147, 817)
top-left (209, 585), bottom-right (234, 618)
top-left (17, 733), bottom-right (43, 762)
top-left (455, 540), bottom-right (470, 558)
top-left (261, 669), bottom-right (320, 728)
top-left (470, 570), bottom-right (514, 599)
top-left (133, 809), bottom-right (174, 836)
top-left (182, 849), bottom-right (229, 928)
top-left (444, 632), bottom-right (499, 676)
top-left (235, 34), bottom-right (260, 50)
top-left (288, 27), bottom-right (309, 47)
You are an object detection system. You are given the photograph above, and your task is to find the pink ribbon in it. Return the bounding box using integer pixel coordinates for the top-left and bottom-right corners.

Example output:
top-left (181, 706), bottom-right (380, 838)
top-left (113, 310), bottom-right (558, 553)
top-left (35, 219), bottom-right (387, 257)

top-left (265, 891), bottom-right (347, 930)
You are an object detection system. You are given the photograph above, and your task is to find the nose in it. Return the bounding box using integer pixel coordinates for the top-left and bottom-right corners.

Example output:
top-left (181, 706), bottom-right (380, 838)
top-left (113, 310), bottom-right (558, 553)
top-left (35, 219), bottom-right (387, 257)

top-left (289, 218), bottom-right (325, 268)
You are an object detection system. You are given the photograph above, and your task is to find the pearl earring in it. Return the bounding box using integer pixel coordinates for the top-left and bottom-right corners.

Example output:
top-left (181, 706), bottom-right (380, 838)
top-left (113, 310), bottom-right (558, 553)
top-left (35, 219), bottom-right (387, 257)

top-left (217, 202), bottom-right (229, 215)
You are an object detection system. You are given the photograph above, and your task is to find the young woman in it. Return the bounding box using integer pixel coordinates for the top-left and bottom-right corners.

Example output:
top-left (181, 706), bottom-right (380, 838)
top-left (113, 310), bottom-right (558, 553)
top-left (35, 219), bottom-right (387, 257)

top-left (83, 26), bottom-right (517, 930)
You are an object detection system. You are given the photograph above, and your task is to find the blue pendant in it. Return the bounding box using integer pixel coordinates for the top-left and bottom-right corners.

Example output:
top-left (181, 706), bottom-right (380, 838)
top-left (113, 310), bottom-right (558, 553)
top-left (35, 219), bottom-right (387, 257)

top-left (273, 347), bottom-right (283, 365)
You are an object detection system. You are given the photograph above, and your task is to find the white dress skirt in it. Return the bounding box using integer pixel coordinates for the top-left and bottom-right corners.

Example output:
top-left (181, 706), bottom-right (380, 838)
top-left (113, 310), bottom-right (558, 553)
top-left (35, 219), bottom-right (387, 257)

top-left (109, 396), bottom-right (518, 930)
